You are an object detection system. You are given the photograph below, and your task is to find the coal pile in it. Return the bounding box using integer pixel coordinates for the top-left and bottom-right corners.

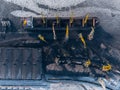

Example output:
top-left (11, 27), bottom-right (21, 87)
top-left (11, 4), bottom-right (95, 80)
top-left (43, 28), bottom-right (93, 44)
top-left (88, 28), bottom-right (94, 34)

top-left (0, 48), bottom-right (42, 80)
top-left (0, 16), bottom-right (119, 79)
top-left (42, 26), bottom-right (114, 78)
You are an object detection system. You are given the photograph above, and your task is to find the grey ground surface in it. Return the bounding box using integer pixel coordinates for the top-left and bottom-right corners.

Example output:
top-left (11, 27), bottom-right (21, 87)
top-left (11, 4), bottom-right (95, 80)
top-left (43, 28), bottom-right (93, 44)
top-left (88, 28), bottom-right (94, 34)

top-left (0, 0), bottom-right (120, 47)
top-left (0, 0), bottom-right (120, 90)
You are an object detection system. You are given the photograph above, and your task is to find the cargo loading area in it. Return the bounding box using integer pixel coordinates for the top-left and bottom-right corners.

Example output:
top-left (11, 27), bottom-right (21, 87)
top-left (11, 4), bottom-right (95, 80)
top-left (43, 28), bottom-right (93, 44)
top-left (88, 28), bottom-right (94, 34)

top-left (0, 0), bottom-right (120, 89)
top-left (0, 48), bottom-right (42, 80)
top-left (0, 16), bottom-right (119, 89)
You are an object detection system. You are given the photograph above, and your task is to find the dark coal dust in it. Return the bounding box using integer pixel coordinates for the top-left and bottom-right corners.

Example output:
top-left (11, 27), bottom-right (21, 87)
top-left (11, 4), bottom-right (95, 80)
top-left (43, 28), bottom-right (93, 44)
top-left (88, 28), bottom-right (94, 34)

top-left (42, 25), bottom-right (120, 79)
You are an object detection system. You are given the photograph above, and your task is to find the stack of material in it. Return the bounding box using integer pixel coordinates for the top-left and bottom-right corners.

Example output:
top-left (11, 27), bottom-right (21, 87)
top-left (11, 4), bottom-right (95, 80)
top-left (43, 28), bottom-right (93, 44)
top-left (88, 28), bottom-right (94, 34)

top-left (0, 48), bottom-right (42, 80)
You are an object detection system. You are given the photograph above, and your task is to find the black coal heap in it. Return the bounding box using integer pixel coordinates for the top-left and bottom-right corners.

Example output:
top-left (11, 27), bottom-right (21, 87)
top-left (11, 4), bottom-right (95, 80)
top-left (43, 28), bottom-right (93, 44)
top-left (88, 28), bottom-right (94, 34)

top-left (42, 26), bottom-right (117, 78)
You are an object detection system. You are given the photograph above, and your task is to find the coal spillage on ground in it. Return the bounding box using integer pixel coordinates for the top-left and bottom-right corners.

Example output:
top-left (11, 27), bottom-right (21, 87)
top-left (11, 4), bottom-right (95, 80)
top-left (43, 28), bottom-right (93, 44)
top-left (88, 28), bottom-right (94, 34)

top-left (0, 15), bottom-right (113, 80)
top-left (43, 35), bottom-right (110, 77)
top-left (40, 15), bottom-right (112, 78)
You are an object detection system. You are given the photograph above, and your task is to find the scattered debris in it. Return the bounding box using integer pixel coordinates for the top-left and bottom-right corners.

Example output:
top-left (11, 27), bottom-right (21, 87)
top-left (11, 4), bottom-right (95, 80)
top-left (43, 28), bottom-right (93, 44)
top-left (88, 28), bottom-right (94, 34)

top-left (100, 43), bottom-right (107, 49)
top-left (98, 78), bottom-right (106, 90)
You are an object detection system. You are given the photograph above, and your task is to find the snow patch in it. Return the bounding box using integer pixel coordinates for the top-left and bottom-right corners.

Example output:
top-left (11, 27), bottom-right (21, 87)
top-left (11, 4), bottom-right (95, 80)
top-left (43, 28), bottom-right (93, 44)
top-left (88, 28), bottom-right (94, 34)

top-left (11, 10), bottom-right (38, 17)
top-left (4, 0), bottom-right (86, 9)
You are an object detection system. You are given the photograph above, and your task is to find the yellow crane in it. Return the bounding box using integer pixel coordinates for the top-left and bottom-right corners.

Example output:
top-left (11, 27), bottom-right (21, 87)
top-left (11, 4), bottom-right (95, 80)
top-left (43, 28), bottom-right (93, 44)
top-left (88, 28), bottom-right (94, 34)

top-left (65, 24), bottom-right (69, 41)
top-left (84, 59), bottom-right (91, 67)
top-left (88, 27), bottom-right (95, 40)
top-left (78, 33), bottom-right (87, 48)
top-left (38, 34), bottom-right (47, 43)
top-left (102, 64), bottom-right (112, 71)
top-left (84, 14), bottom-right (89, 24)
top-left (70, 11), bottom-right (74, 25)
top-left (82, 14), bottom-right (89, 27)
top-left (23, 19), bottom-right (27, 26)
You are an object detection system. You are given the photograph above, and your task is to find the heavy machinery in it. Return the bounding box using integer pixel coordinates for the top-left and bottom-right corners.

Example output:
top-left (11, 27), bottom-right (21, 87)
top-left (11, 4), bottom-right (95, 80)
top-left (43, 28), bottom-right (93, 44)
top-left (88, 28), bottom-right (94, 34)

top-left (0, 15), bottom-right (112, 85)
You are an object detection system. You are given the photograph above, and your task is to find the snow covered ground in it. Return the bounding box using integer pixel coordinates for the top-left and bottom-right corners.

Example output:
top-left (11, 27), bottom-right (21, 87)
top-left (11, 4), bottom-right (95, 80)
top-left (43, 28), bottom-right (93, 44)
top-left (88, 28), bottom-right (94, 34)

top-left (4, 0), bottom-right (86, 9)
top-left (0, 76), bottom-right (120, 90)
top-left (2, 0), bottom-right (120, 38)
top-left (0, 0), bottom-right (120, 90)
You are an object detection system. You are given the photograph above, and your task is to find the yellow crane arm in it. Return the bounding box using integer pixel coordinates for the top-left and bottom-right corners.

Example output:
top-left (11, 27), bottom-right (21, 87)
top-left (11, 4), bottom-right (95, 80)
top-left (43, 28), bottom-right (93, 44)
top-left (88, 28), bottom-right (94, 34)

top-left (84, 14), bottom-right (89, 24)
top-left (65, 24), bottom-right (69, 40)
top-left (82, 14), bottom-right (89, 27)
top-left (38, 34), bottom-right (47, 43)
top-left (88, 27), bottom-right (95, 40)
top-left (78, 33), bottom-right (87, 48)
top-left (52, 23), bottom-right (57, 40)
top-left (102, 64), bottom-right (112, 71)
top-left (23, 19), bottom-right (27, 26)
